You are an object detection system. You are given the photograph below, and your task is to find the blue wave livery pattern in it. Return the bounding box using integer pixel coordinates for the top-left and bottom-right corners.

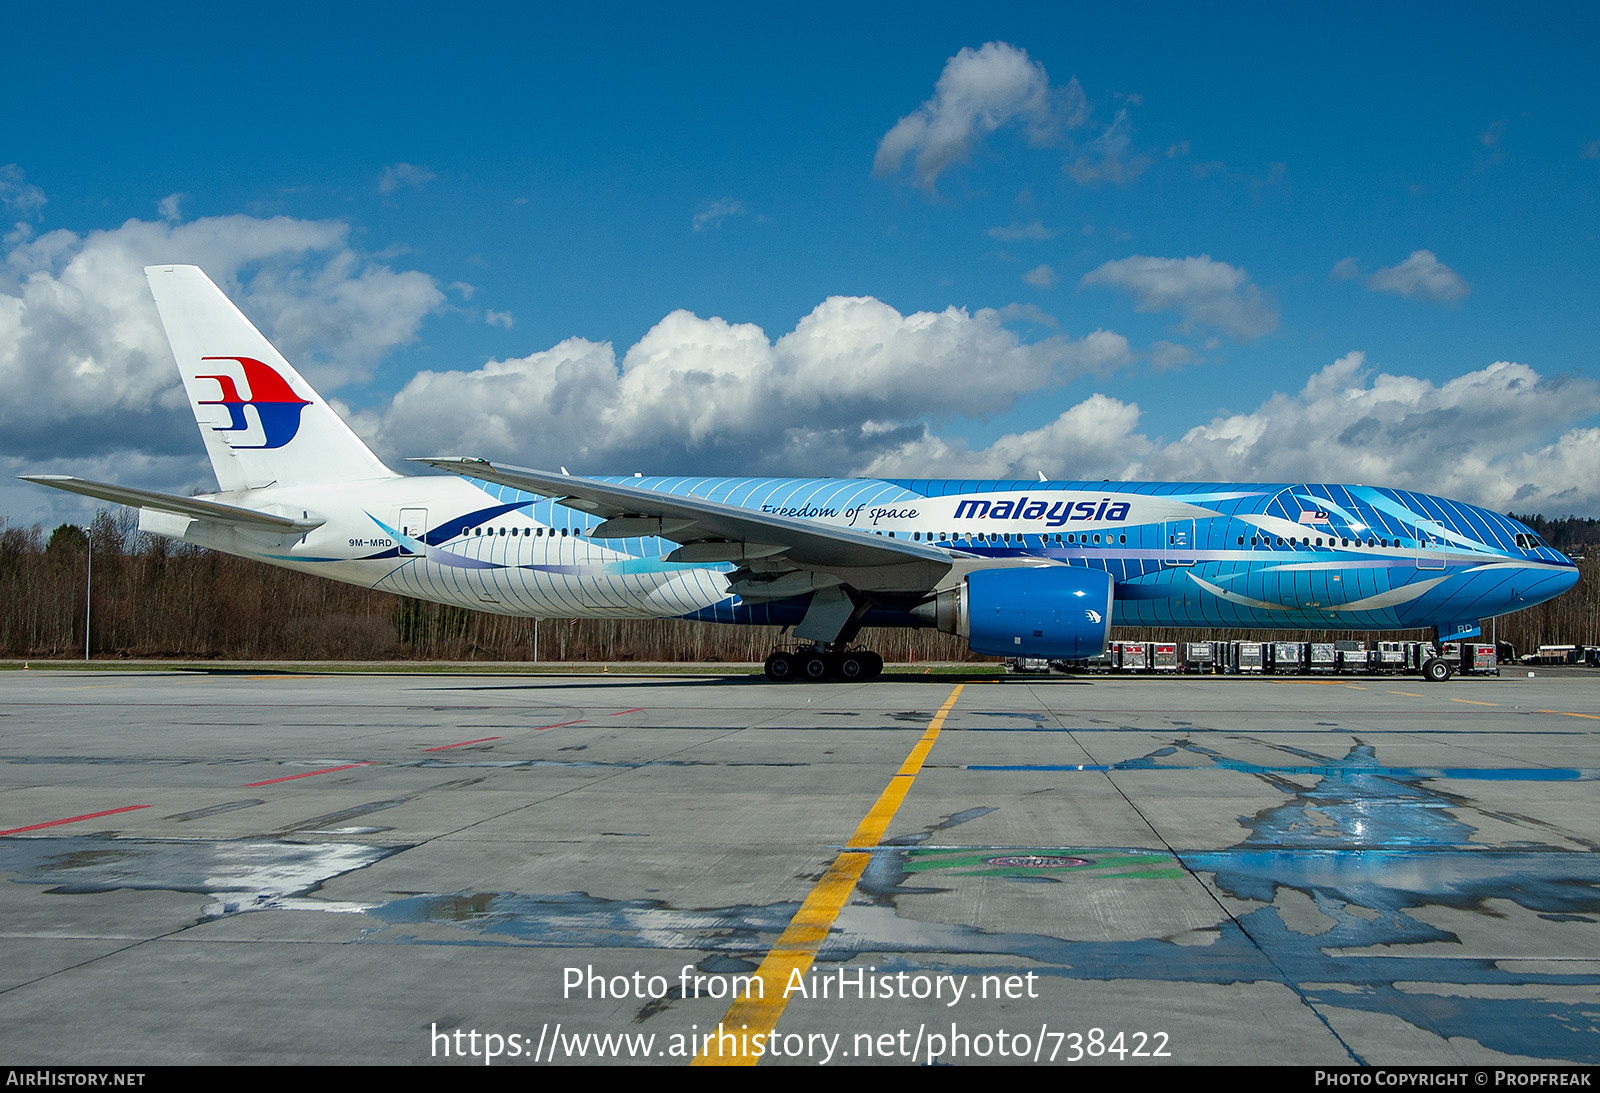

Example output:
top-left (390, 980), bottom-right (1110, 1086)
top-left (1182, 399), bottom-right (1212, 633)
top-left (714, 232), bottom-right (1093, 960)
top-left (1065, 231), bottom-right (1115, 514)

top-left (355, 474), bottom-right (1576, 650)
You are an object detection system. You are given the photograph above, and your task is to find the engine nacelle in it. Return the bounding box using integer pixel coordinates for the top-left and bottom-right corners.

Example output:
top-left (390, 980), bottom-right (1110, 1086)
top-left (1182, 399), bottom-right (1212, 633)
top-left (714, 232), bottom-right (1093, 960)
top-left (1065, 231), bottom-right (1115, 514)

top-left (912, 565), bottom-right (1114, 659)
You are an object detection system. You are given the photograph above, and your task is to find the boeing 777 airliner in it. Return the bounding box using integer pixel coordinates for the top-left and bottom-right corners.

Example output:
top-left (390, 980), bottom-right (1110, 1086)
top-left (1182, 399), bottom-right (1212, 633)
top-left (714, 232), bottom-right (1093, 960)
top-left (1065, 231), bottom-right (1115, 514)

top-left (22, 266), bottom-right (1581, 682)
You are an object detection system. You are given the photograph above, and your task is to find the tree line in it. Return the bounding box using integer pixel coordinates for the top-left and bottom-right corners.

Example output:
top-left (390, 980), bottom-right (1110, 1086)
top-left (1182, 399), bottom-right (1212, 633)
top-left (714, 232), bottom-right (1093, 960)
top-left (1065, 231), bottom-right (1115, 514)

top-left (2, 510), bottom-right (1595, 662)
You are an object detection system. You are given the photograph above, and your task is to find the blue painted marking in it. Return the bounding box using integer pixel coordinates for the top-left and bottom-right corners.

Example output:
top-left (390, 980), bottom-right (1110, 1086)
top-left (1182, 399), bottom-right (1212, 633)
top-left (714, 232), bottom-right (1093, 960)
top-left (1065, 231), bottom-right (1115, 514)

top-left (968, 762), bottom-right (1590, 780)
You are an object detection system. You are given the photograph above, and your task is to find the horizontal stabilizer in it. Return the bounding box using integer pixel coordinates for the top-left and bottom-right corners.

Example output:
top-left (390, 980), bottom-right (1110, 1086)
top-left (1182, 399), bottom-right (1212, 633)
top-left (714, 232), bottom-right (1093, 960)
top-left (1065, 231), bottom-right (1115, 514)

top-left (17, 475), bottom-right (324, 532)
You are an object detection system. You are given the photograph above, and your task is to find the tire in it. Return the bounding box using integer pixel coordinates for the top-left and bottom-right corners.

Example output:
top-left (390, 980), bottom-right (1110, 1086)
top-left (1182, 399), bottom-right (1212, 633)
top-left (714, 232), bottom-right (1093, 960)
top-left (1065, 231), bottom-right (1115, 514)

top-left (801, 653), bottom-right (831, 682)
top-left (764, 652), bottom-right (798, 682)
top-left (1421, 657), bottom-right (1453, 683)
top-left (838, 652), bottom-right (868, 681)
top-left (864, 652), bottom-right (884, 679)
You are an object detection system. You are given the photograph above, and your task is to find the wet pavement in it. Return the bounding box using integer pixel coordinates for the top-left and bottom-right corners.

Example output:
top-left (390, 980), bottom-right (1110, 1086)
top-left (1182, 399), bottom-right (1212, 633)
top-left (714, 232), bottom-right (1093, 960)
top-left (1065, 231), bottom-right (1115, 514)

top-left (1, 667), bottom-right (1597, 1064)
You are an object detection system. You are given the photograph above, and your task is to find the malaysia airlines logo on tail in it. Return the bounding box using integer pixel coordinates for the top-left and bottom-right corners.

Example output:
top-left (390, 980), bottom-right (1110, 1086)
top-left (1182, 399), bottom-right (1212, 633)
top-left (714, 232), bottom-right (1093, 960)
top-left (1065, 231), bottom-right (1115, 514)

top-left (195, 356), bottom-right (311, 449)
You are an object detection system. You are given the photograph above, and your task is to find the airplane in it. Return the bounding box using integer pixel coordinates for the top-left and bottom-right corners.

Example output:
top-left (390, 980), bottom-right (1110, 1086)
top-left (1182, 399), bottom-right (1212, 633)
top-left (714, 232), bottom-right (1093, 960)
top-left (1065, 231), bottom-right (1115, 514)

top-left (22, 265), bottom-right (1582, 683)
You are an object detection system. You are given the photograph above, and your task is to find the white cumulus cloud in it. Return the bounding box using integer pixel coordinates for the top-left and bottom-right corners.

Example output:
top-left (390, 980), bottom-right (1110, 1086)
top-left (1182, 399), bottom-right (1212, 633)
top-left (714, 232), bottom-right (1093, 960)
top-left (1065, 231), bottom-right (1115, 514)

top-left (1366, 249), bottom-right (1470, 303)
top-left (1081, 254), bottom-right (1278, 340)
top-left (359, 296), bottom-right (1121, 476)
top-left (855, 393), bottom-right (1147, 480)
top-left (873, 42), bottom-right (1083, 191)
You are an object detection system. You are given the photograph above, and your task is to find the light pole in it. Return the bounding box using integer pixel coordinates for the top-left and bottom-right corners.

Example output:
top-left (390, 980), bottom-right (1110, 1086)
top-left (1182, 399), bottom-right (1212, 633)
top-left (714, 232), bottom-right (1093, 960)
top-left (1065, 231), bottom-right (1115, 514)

top-left (83, 523), bottom-right (92, 662)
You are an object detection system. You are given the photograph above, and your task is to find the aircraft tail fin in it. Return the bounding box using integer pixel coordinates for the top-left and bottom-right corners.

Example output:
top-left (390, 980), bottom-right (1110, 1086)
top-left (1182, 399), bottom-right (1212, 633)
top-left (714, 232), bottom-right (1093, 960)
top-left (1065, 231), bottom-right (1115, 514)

top-left (145, 265), bottom-right (395, 492)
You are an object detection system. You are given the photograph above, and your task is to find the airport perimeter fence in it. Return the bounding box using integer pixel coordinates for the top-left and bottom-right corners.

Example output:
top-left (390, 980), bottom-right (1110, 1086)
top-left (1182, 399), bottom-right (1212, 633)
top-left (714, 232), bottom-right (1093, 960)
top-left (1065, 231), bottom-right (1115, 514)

top-left (2, 512), bottom-right (1597, 663)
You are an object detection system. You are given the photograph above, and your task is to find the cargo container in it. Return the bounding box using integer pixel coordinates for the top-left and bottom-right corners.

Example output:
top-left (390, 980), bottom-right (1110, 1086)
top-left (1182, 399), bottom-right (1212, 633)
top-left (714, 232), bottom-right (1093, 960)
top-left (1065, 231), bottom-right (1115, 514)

top-left (1338, 647), bottom-right (1371, 673)
top-left (1463, 644), bottom-right (1499, 675)
top-left (1152, 642), bottom-right (1179, 672)
top-left (1374, 641), bottom-right (1415, 673)
top-left (1183, 641), bottom-right (1217, 673)
top-left (1271, 642), bottom-right (1307, 674)
top-left (1235, 641), bottom-right (1265, 674)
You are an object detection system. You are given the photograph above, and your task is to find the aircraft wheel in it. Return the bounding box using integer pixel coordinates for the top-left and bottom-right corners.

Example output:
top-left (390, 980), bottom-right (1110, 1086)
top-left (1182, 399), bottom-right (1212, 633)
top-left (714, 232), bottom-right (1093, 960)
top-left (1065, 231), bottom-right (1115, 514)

top-left (764, 652), bottom-right (798, 682)
top-left (864, 651), bottom-right (884, 679)
top-left (1421, 657), bottom-right (1454, 683)
top-left (837, 652), bottom-right (869, 681)
top-left (801, 652), bottom-right (832, 682)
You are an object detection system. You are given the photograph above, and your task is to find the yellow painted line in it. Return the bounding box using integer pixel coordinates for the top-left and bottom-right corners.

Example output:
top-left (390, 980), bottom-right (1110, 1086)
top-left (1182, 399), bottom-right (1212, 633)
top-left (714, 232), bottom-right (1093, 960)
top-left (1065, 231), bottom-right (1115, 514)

top-left (1346, 685), bottom-right (1368, 690)
top-left (693, 683), bottom-right (964, 1066)
top-left (1450, 698), bottom-right (1498, 707)
top-left (1539, 709), bottom-right (1600, 720)
top-left (1387, 691), bottom-right (1425, 697)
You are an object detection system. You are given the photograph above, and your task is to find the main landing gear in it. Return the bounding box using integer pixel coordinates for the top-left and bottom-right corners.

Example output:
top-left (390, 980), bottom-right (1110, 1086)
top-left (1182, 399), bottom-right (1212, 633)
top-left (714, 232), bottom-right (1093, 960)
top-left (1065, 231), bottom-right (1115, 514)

top-left (763, 644), bottom-right (885, 682)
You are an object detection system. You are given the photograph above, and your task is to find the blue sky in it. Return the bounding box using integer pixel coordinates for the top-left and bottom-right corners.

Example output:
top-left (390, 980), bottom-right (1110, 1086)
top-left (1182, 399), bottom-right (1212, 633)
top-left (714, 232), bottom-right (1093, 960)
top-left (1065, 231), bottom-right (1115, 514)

top-left (4, 2), bottom-right (1599, 527)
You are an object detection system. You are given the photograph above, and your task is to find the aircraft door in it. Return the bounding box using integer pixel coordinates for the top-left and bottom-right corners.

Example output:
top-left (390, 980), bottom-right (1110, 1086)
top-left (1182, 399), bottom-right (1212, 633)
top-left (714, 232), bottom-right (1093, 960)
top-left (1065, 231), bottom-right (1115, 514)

top-left (399, 507), bottom-right (428, 555)
top-left (1163, 518), bottom-right (1195, 565)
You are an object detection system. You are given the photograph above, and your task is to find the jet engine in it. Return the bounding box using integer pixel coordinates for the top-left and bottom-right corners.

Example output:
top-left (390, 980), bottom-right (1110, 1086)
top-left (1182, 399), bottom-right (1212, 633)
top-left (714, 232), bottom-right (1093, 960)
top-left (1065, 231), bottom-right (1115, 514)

top-left (911, 565), bottom-right (1114, 659)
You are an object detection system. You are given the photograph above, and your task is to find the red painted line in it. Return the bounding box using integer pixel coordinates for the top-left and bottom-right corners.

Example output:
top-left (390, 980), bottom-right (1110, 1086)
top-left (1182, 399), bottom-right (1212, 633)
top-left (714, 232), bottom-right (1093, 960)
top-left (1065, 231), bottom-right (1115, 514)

top-left (242, 762), bottom-right (373, 787)
top-left (532, 719), bottom-right (585, 731)
top-left (611, 708), bottom-right (645, 716)
top-left (423, 736), bottom-right (504, 752)
top-left (1, 805), bottom-right (150, 836)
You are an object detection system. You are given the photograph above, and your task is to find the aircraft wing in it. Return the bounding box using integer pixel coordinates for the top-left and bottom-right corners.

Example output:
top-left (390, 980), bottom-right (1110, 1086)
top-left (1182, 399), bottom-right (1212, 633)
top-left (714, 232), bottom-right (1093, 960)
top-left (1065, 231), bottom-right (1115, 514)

top-left (411, 457), bottom-right (964, 573)
top-left (17, 475), bottom-right (324, 533)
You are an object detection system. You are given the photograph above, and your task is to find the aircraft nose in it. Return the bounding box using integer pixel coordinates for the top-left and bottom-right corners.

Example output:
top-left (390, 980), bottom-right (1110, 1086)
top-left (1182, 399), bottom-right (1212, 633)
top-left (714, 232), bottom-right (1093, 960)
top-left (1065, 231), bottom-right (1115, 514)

top-left (1553, 559), bottom-right (1581, 595)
